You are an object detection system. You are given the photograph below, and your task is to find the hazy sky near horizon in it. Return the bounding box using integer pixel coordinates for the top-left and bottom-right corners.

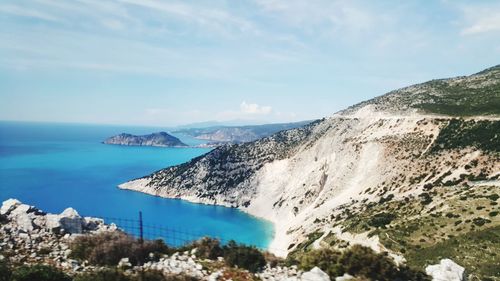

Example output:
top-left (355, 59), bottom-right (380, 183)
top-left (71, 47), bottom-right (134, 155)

top-left (1, 0), bottom-right (499, 126)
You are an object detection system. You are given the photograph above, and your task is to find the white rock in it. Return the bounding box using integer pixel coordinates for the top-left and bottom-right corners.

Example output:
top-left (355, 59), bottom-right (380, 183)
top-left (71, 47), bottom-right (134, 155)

top-left (1, 199), bottom-right (21, 216)
top-left (9, 204), bottom-right (37, 232)
top-left (425, 259), bottom-right (465, 281)
top-left (335, 273), bottom-right (354, 281)
top-left (118, 257), bottom-right (132, 269)
top-left (46, 208), bottom-right (84, 234)
top-left (301, 267), bottom-right (330, 281)
top-left (208, 271), bottom-right (223, 281)
top-left (16, 214), bottom-right (36, 232)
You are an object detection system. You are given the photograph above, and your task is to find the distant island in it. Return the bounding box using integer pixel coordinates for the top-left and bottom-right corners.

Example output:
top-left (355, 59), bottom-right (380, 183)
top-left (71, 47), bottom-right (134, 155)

top-left (103, 132), bottom-right (188, 147)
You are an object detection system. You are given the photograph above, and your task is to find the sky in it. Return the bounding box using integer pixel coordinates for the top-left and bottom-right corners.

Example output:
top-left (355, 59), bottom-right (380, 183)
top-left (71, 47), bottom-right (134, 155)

top-left (0, 0), bottom-right (499, 127)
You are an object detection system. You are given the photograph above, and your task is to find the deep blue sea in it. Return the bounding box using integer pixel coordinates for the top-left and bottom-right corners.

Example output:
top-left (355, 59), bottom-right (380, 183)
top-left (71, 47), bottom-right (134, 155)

top-left (0, 121), bottom-right (273, 248)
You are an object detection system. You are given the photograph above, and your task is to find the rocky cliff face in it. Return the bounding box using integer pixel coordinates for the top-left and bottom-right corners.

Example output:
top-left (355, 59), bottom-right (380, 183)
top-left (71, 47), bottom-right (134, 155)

top-left (120, 66), bottom-right (500, 280)
top-left (104, 132), bottom-right (187, 147)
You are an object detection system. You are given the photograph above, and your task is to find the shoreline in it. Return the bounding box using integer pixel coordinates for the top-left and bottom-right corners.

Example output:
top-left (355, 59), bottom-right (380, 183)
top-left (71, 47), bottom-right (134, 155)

top-left (118, 179), bottom-right (283, 255)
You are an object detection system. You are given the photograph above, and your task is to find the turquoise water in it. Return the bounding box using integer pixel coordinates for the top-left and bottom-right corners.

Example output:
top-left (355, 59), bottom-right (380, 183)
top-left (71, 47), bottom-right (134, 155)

top-left (0, 121), bottom-right (273, 248)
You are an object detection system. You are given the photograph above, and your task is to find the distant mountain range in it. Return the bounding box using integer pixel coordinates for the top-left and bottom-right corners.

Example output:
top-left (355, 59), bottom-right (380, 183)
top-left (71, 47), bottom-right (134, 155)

top-left (103, 132), bottom-right (187, 147)
top-left (173, 121), bottom-right (313, 143)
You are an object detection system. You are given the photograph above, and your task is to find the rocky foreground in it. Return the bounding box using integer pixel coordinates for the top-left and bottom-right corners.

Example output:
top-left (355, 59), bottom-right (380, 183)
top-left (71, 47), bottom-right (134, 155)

top-left (0, 199), bottom-right (467, 281)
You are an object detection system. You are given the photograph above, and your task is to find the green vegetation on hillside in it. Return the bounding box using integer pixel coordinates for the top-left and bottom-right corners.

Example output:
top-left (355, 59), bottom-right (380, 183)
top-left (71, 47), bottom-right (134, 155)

top-left (407, 226), bottom-right (500, 280)
top-left (287, 245), bottom-right (430, 280)
top-left (414, 79), bottom-right (500, 116)
top-left (332, 184), bottom-right (500, 280)
top-left (431, 119), bottom-right (500, 152)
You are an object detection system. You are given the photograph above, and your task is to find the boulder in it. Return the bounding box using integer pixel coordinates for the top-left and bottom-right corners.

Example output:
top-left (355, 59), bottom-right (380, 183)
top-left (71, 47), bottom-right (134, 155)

top-left (1, 199), bottom-right (21, 216)
top-left (426, 259), bottom-right (465, 281)
top-left (83, 217), bottom-right (104, 231)
top-left (302, 267), bottom-right (330, 281)
top-left (9, 203), bottom-right (38, 232)
top-left (46, 208), bottom-right (84, 234)
top-left (59, 208), bottom-right (84, 234)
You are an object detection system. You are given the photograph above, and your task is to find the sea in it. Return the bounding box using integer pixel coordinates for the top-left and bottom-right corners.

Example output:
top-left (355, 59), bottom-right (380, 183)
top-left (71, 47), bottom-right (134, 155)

top-left (0, 121), bottom-right (273, 248)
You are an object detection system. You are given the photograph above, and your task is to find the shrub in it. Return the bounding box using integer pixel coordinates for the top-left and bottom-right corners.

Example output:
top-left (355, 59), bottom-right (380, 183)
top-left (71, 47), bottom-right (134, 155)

top-left (419, 193), bottom-right (433, 205)
top-left (368, 213), bottom-right (396, 228)
top-left (263, 252), bottom-right (283, 268)
top-left (298, 248), bottom-right (343, 277)
top-left (185, 237), bottom-right (223, 260)
top-left (149, 272), bottom-right (200, 281)
top-left (11, 264), bottom-right (71, 281)
top-left (222, 240), bottom-right (266, 273)
top-left (0, 260), bottom-right (11, 281)
top-left (292, 245), bottom-right (430, 281)
top-left (487, 194), bottom-right (499, 201)
top-left (74, 268), bottom-right (131, 281)
top-left (74, 269), bottom-right (200, 281)
top-left (70, 231), bottom-right (169, 266)
top-left (339, 245), bottom-right (429, 281)
top-left (472, 217), bottom-right (490, 226)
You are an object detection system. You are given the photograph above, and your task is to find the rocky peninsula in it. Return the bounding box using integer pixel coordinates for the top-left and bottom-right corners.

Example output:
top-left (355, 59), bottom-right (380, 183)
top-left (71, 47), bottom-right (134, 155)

top-left (103, 132), bottom-right (188, 147)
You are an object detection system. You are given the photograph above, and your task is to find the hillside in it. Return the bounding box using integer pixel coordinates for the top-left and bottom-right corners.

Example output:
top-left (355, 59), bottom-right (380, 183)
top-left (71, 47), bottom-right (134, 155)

top-left (120, 66), bottom-right (500, 280)
top-left (103, 132), bottom-right (188, 147)
top-left (341, 65), bottom-right (500, 117)
top-left (173, 121), bottom-right (313, 143)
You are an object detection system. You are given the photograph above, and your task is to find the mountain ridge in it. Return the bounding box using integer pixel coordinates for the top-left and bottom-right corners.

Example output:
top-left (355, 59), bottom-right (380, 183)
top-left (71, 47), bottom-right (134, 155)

top-left (119, 66), bottom-right (500, 280)
top-left (173, 120), bottom-right (314, 144)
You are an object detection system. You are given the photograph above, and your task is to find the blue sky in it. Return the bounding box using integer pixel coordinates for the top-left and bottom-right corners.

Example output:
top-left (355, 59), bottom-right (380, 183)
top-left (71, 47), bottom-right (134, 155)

top-left (1, 0), bottom-right (499, 126)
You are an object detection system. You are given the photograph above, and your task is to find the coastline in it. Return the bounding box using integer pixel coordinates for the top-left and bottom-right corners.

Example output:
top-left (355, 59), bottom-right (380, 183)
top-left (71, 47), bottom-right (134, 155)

top-left (118, 178), bottom-right (283, 255)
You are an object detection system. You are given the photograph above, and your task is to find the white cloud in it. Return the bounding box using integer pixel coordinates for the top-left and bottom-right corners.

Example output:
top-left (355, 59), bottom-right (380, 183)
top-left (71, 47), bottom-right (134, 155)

top-left (118, 0), bottom-right (258, 35)
top-left (461, 13), bottom-right (500, 35)
top-left (458, 3), bottom-right (500, 36)
top-left (253, 0), bottom-right (377, 34)
top-left (240, 101), bottom-right (272, 115)
top-left (0, 4), bottom-right (62, 22)
top-left (215, 101), bottom-right (273, 121)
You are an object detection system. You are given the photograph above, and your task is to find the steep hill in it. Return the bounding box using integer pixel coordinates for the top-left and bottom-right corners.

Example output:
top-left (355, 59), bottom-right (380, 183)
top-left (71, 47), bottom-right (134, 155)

top-left (120, 66), bottom-right (500, 280)
top-left (341, 65), bottom-right (500, 117)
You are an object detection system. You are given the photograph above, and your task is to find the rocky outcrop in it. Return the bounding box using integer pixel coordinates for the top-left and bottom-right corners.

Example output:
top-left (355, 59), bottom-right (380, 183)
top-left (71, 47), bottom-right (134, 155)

top-left (1, 198), bottom-right (108, 235)
top-left (103, 132), bottom-right (187, 147)
top-left (300, 267), bottom-right (330, 281)
top-left (425, 259), bottom-right (466, 281)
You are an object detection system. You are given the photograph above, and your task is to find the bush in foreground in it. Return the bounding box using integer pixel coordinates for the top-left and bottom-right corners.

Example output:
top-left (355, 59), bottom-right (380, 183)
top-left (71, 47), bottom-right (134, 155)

top-left (223, 240), bottom-right (266, 273)
top-left (182, 238), bottom-right (266, 273)
top-left (0, 260), bottom-right (11, 281)
top-left (294, 245), bottom-right (430, 281)
top-left (182, 237), bottom-right (223, 260)
top-left (74, 268), bottom-right (199, 281)
top-left (70, 231), bottom-right (169, 266)
top-left (10, 264), bottom-right (71, 281)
